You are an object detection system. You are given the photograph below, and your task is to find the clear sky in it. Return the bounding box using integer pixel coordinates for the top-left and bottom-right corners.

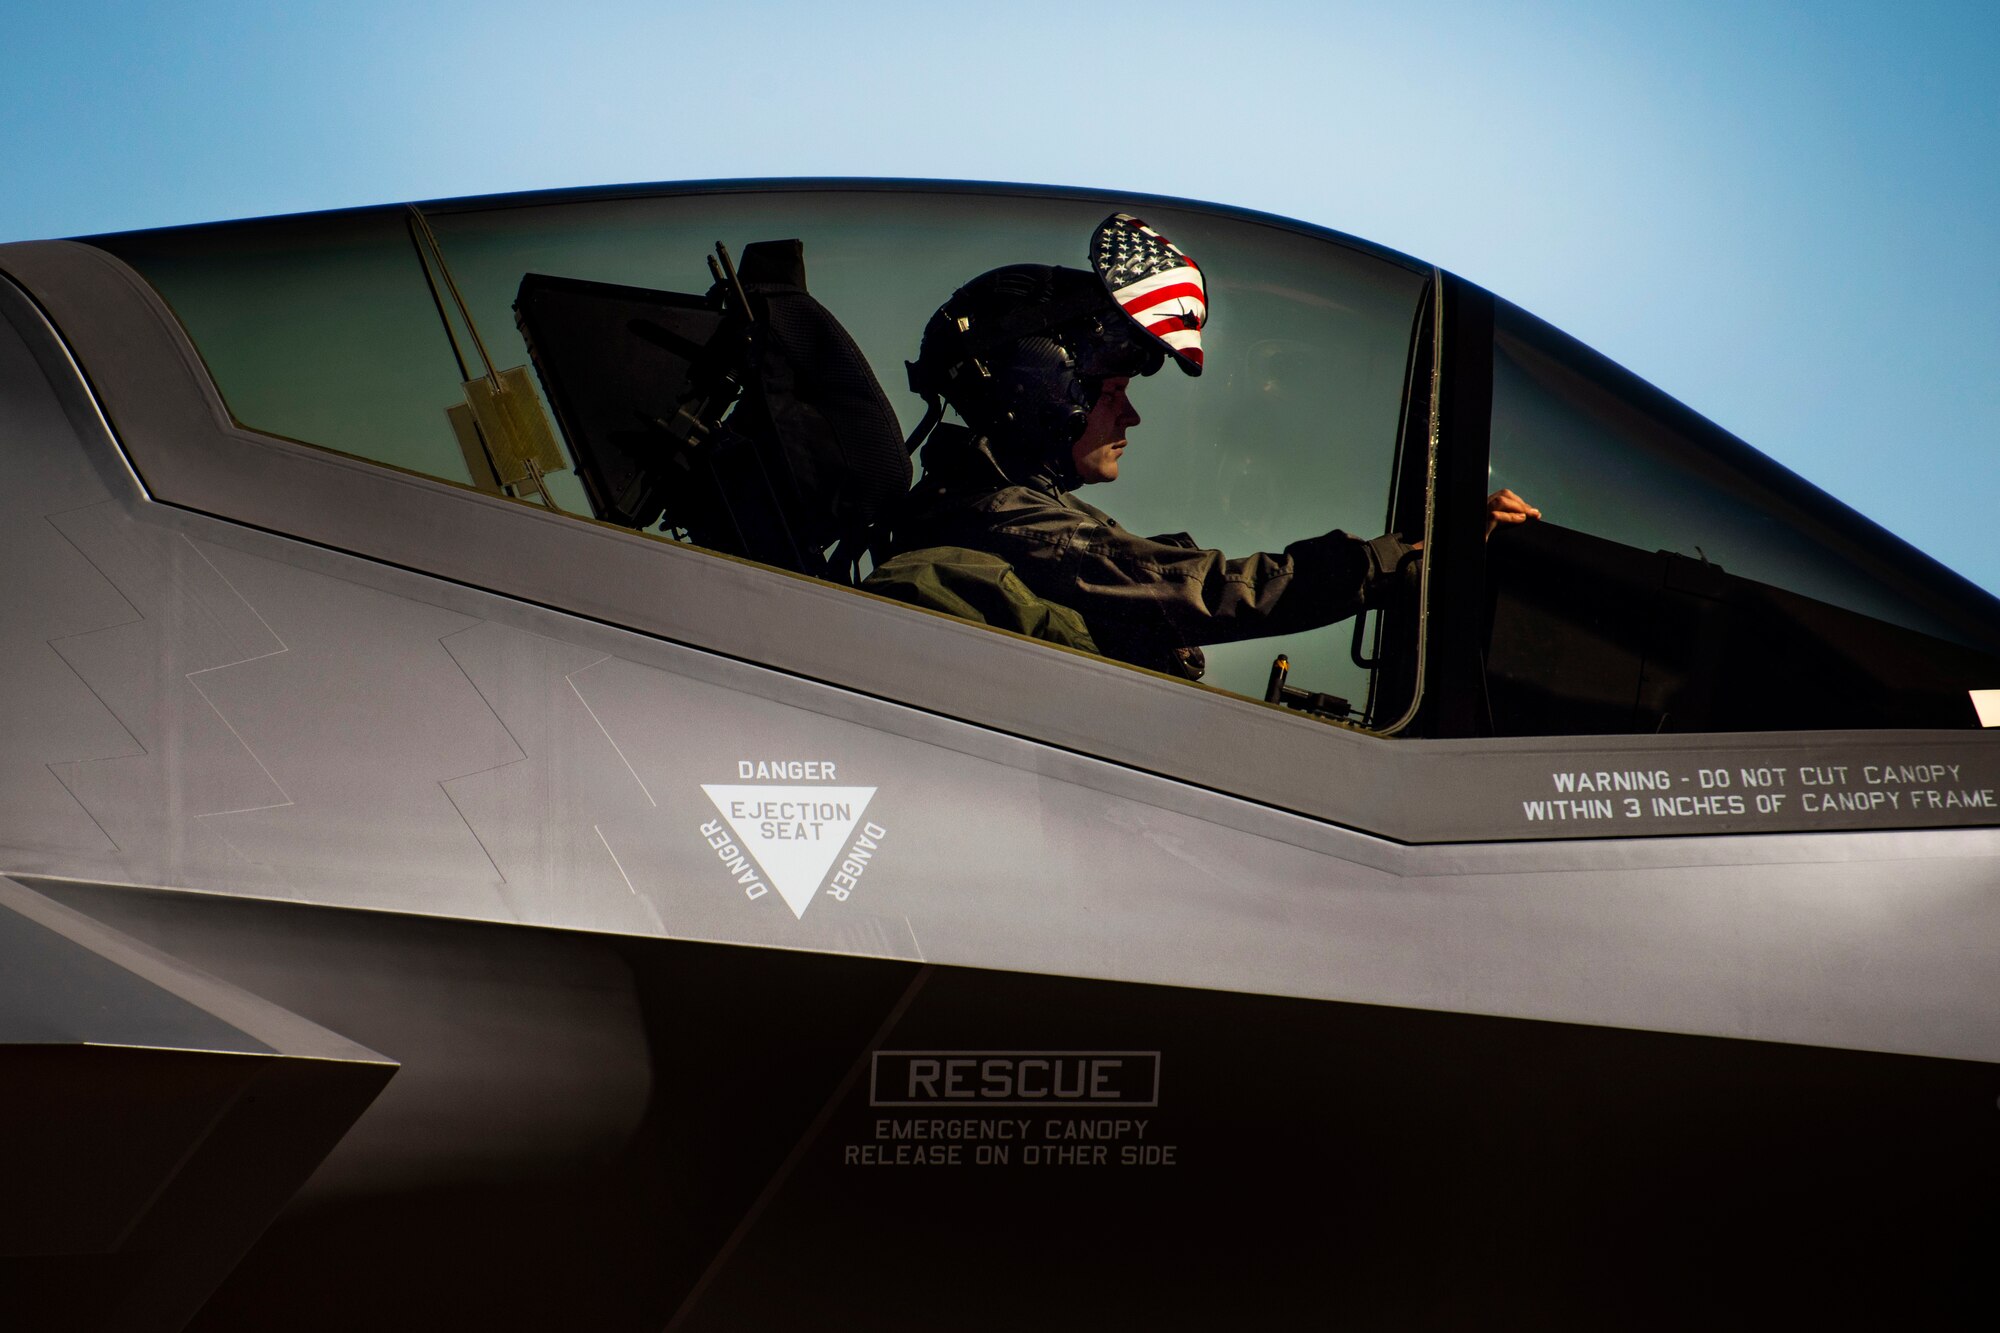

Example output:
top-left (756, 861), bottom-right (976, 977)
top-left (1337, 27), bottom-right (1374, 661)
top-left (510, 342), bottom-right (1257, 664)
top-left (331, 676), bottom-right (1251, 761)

top-left (6, 0), bottom-right (1997, 593)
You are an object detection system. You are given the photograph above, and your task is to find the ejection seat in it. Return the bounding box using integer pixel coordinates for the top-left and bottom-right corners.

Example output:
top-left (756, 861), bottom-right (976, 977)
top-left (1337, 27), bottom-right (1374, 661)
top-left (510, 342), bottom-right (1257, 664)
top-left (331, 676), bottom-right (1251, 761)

top-left (515, 238), bottom-right (910, 580)
top-left (516, 241), bottom-right (1105, 653)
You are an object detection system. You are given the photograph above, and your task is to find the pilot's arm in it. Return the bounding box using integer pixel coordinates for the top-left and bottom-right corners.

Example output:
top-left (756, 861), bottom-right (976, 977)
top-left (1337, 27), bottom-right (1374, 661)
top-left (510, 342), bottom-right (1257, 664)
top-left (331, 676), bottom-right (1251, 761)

top-left (964, 488), bottom-right (1416, 659)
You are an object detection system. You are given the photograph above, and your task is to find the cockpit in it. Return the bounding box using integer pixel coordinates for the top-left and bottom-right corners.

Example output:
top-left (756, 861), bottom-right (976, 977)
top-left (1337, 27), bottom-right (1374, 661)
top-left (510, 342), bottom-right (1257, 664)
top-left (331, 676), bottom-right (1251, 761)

top-left (86, 181), bottom-right (2000, 738)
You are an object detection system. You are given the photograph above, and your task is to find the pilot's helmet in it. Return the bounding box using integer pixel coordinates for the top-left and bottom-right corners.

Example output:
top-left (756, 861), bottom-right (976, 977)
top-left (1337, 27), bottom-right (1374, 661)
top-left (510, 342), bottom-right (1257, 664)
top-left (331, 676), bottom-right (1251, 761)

top-left (910, 214), bottom-right (1206, 467)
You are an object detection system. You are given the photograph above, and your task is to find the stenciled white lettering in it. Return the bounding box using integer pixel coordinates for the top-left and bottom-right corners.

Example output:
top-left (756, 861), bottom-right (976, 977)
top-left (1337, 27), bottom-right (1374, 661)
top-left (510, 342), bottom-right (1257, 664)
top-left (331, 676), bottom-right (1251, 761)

top-left (1523, 798), bottom-right (1616, 821)
top-left (1861, 763), bottom-right (1961, 786)
top-left (1550, 769), bottom-right (1672, 794)
top-left (697, 817), bottom-right (769, 899)
top-left (1902, 788), bottom-right (1995, 810)
top-left (824, 821), bottom-right (888, 902)
top-left (1648, 794), bottom-right (1747, 817)
top-left (1801, 790), bottom-right (1901, 813)
top-left (736, 759), bottom-right (837, 781)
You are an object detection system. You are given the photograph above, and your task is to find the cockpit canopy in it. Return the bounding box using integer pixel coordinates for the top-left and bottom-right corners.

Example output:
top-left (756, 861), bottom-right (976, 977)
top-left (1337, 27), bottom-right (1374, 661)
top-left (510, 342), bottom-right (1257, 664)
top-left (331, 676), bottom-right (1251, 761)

top-left (86, 181), bottom-right (2000, 736)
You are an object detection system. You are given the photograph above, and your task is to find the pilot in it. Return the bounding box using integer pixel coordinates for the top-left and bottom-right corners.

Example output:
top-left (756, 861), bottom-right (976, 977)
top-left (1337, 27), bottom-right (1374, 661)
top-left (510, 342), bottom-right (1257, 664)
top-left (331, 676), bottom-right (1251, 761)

top-left (886, 213), bottom-right (1536, 678)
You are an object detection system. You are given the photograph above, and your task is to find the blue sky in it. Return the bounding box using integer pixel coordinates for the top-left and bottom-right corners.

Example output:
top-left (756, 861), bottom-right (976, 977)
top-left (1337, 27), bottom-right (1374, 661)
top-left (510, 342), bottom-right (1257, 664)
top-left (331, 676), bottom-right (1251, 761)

top-left (6, 0), bottom-right (1997, 593)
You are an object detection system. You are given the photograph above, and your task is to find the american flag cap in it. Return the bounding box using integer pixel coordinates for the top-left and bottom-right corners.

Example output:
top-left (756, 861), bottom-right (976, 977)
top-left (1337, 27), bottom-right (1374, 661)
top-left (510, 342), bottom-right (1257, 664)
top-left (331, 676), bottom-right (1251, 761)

top-left (1090, 213), bottom-right (1206, 376)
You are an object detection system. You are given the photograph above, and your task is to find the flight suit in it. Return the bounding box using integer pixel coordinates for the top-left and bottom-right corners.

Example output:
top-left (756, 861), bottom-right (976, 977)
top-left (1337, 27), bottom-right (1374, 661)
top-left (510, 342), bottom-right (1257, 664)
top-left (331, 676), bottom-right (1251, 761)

top-left (883, 426), bottom-right (1417, 678)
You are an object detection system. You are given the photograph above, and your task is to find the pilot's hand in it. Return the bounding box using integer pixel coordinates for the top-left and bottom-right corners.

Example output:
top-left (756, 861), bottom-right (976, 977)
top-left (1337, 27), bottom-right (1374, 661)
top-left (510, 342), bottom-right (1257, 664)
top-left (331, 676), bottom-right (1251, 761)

top-left (1486, 488), bottom-right (1540, 539)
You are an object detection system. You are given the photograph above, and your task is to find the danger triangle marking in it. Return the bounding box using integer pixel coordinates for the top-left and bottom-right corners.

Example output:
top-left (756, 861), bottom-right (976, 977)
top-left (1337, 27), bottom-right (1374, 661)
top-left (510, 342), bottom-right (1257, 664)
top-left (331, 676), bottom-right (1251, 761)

top-left (701, 784), bottom-right (877, 919)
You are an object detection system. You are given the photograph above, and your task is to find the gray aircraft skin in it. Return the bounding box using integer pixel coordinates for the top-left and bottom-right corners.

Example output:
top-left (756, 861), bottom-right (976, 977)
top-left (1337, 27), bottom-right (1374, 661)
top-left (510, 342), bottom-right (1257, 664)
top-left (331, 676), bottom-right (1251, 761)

top-left (3, 180), bottom-right (1997, 1329)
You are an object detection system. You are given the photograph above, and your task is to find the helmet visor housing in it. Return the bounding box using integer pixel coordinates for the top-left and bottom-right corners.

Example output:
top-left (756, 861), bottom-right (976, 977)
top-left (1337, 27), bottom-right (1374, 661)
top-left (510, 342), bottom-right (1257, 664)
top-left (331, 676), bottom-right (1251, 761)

top-left (1091, 213), bottom-right (1207, 376)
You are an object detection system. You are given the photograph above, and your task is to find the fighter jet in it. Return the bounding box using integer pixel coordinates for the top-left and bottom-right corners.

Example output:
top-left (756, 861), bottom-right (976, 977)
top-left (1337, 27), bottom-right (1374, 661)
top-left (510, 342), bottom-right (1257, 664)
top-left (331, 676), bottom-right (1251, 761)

top-left (3, 180), bottom-right (1995, 1330)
